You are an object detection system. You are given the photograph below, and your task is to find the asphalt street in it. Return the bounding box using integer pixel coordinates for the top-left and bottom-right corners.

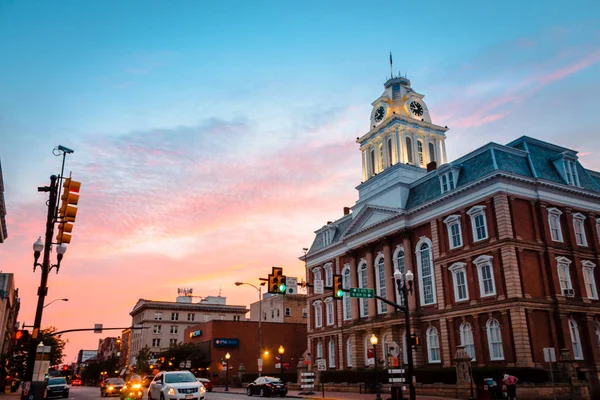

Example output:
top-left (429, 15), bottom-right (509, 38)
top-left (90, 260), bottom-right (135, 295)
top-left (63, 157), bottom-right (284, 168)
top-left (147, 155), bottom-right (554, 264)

top-left (65, 386), bottom-right (246, 400)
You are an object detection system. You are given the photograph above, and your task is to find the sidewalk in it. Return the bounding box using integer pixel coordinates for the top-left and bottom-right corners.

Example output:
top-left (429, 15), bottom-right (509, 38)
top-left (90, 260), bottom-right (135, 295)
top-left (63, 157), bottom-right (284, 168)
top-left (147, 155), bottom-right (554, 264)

top-left (212, 386), bottom-right (459, 400)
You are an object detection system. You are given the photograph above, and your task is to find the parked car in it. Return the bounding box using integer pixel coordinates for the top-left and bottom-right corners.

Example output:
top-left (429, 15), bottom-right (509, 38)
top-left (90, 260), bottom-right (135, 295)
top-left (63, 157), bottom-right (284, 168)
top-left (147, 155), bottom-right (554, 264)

top-left (196, 378), bottom-right (212, 392)
top-left (246, 376), bottom-right (287, 397)
top-left (148, 371), bottom-right (205, 400)
top-left (101, 378), bottom-right (126, 397)
top-left (45, 377), bottom-right (69, 398)
top-left (71, 378), bottom-right (83, 386)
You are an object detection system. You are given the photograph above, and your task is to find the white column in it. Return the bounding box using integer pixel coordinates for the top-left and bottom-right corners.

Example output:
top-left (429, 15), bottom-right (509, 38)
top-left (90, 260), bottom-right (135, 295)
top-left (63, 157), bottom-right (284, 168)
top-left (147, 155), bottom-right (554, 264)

top-left (441, 138), bottom-right (448, 165)
top-left (361, 150), bottom-right (367, 182)
top-left (395, 129), bottom-right (402, 164)
top-left (413, 133), bottom-right (419, 166)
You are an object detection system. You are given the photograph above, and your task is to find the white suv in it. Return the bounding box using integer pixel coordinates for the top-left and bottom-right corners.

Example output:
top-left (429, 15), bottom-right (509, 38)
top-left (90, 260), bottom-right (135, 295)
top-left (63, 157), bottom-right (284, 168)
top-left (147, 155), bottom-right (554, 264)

top-left (147, 371), bottom-right (205, 400)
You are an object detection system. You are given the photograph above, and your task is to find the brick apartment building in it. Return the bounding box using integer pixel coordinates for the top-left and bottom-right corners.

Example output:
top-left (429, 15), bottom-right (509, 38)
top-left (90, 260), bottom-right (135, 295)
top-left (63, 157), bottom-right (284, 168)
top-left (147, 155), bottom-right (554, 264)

top-left (303, 75), bottom-right (600, 395)
top-left (184, 320), bottom-right (306, 383)
top-left (249, 293), bottom-right (308, 324)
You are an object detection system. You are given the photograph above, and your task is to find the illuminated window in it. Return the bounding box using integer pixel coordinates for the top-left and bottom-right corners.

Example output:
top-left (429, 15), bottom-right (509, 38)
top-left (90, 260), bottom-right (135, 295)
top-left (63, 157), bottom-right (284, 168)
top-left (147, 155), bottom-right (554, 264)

top-left (405, 137), bottom-right (413, 164)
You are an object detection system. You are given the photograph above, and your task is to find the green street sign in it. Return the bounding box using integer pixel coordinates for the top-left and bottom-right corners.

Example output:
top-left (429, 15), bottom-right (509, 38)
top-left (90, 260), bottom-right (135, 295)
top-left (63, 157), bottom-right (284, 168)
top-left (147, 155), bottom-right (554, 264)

top-left (349, 288), bottom-right (374, 298)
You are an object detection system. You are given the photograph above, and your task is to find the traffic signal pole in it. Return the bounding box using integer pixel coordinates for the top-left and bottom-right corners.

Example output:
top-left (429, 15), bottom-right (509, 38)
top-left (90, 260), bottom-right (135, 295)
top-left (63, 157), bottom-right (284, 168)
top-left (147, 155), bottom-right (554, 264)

top-left (24, 175), bottom-right (58, 391)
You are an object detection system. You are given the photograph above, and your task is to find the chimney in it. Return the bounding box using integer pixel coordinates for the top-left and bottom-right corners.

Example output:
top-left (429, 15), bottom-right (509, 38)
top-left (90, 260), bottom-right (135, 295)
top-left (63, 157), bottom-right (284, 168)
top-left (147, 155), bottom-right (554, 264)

top-left (426, 161), bottom-right (437, 172)
top-left (327, 221), bottom-right (332, 225)
top-left (343, 207), bottom-right (351, 215)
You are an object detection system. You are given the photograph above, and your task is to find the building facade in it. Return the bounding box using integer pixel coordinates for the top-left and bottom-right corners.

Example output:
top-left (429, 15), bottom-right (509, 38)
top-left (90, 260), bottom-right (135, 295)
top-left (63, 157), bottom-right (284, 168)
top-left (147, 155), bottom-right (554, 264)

top-left (0, 273), bottom-right (19, 357)
top-left (184, 320), bottom-right (307, 383)
top-left (120, 329), bottom-right (131, 369)
top-left (97, 337), bottom-right (120, 363)
top-left (249, 293), bottom-right (308, 324)
top-left (303, 75), bottom-right (600, 392)
top-left (128, 294), bottom-right (248, 365)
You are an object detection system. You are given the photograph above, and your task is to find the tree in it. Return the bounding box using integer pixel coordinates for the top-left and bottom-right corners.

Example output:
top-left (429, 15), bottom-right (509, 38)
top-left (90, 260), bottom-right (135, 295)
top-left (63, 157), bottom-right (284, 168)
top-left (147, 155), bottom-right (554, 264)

top-left (39, 327), bottom-right (68, 367)
top-left (135, 346), bottom-right (152, 375)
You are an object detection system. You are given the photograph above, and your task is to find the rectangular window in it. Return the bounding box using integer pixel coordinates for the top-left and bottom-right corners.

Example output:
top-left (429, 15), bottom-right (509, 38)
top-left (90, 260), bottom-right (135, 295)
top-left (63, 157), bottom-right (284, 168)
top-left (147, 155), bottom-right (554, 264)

top-left (583, 265), bottom-right (598, 300)
top-left (285, 307), bottom-right (291, 317)
top-left (474, 214), bottom-right (487, 241)
top-left (548, 210), bottom-right (563, 242)
top-left (481, 264), bottom-right (494, 295)
top-left (187, 313), bottom-right (195, 321)
top-left (204, 315), bottom-right (209, 322)
top-left (325, 266), bottom-right (333, 286)
top-left (171, 313), bottom-right (179, 321)
top-left (170, 326), bottom-right (178, 334)
top-left (573, 215), bottom-right (588, 246)
top-left (153, 325), bottom-right (161, 334)
top-left (302, 308), bottom-right (308, 318)
top-left (451, 224), bottom-right (462, 248)
top-left (558, 262), bottom-right (572, 292)
top-left (455, 270), bottom-right (468, 301)
top-left (314, 304), bottom-right (323, 328)
top-left (154, 312), bottom-right (162, 321)
top-left (152, 338), bottom-right (161, 347)
top-left (169, 339), bottom-right (177, 347)
top-left (326, 302), bottom-right (334, 326)
top-left (417, 140), bottom-right (424, 165)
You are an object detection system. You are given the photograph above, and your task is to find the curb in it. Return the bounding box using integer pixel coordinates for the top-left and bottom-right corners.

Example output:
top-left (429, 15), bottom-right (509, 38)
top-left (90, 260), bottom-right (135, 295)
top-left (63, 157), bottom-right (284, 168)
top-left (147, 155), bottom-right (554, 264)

top-left (212, 390), bottom-right (302, 398)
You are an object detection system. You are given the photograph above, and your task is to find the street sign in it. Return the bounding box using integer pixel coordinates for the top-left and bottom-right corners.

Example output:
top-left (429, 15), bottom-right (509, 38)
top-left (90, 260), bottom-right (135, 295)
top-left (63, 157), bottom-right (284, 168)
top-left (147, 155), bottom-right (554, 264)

top-left (275, 363), bottom-right (281, 369)
top-left (282, 362), bottom-right (290, 369)
top-left (316, 359), bottom-right (326, 371)
top-left (94, 324), bottom-right (103, 333)
top-left (314, 280), bottom-right (324, 295)
top-left (543, 347), bottom-right (556, 363)
top-left (388, 341), bottom-right (400, 358)
top-left (349, 287), bottom-right (374, 298)
top-left (257, 358), bottom-right (263, 372)
top-left (185, 360), bottom-right (191, 368)
top-left (286, 277), bottom-right (298, 295)
top-left (301, 372), bottom-right (315, 390)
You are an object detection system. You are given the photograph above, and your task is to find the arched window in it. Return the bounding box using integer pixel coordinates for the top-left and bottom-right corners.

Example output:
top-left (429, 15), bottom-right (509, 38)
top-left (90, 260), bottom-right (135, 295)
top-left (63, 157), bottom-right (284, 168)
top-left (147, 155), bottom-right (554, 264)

top-left (426, 326), bottom-right (441, 363)
top-left (364, 336), bottom-right (371, 366)
top-left (379, 143), bottom-right (384, 172)
top-left (358, 261), bottom-right (368, 317)
top-left (375, 255), bottom-right (387, 314)
top-left (346, 338), bottom-right (353, 367)
top-left (313, 301), bottom-right (323, 328)
top-left (316, 340), bottom-right (323, 359)
top-left (569, 319), bottom-right (583, 360)
top-left (460, 322), bottom-right (475, 360)
top-left (393, 246), bottom-right (406, 305)
top-left (324, 263), bottom-right (333, 286)
top-left (325, 298), bottom-right (335, 326)
top-left (429, 142), bottom-right (436, 163)
top-left (417, 239), bottom-right (436, 305)
top-left (328, 339), bottom-right (336, 368)
top-left (370, 148), bottom-right (376, 176)
top-left (417, 140), bottom-right (424, 165)
top-left (595, 323), bottom-right (600, 350)
top-left (405, 137), bottom-right (413, 164)
top-left (342, 265), bottom-right (352, 320)
top-left (486, 319), bottom-right (504, 360)
top-left (313, 267), bottom-right (322, 284)
top-left (387, 137), bottom-right (394, 166)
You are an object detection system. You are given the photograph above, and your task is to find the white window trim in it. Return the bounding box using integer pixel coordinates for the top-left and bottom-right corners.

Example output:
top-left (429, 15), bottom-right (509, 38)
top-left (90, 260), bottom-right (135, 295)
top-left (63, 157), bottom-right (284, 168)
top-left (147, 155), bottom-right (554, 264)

top-left (416, 237), bottom-right (437, 306)
top-left (324, 263), bottom-right (334, 286)
top-left (346, 338), bottom-right (353, 367)
top-left (444, 215), bottom-right (463, 249)
top-left (582, 260), bottom-right (598, 300)
top-left (573, 213), bottom-right (588, 247)
top-left (596, 218), bottom-right (600, 243)
top-left (426, 326), bottom-right (441, 364)
top-left (328, 339), bottom-right (336, 368)
top-left (595, 322), bottom-right (600, 350)
top-left (460, 322), bottom-right (476, 361)
top-left (374, 252), bottom-right (387, 315)
top-left (313, 301), bottom-right (323, 328)
top-left (569, 319), bottom-right (584, 360)
top-left (556, 256), bottom-right (573, 294)
top-left (316, 340), bottom-right (323, 359)
top-left (562, 159), bottom-right (581, 187)
top-left (325, 297), bottom-right (335, 326)
top-left (473, 255), bottom-right (496, 297)
top-left (547, 208), bottom-right (564, 242)
top-left (438, 171), bottom-right (457, 193)
top-left (449, 262), bottom-right (469, 302)
top-left (486, 319), bottom-right (505, 361)
top-left (358, 260), bottom-right (369, 317)
top-left (467, 205), bottom-right (489, 242)
top-left (393, 245), bottom-right (406, 306)
top-left (342, 264), bottom-right (352, 321)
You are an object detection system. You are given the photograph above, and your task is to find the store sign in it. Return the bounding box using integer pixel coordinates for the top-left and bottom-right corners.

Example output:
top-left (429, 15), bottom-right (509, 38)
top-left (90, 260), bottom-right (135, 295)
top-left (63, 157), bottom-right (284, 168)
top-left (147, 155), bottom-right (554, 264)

top-left (214, 338), bottom-right (239, 348)
top-left (189, 330), bottom-right (202, 338)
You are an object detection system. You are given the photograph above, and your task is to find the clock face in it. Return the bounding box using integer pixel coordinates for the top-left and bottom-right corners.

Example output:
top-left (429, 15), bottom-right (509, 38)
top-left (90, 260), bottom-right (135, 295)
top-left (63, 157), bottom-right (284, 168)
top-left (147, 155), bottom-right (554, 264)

top-left (374, 106), bottom-right (386, 123)
top-left (410, 101), bottom-right (424, 117)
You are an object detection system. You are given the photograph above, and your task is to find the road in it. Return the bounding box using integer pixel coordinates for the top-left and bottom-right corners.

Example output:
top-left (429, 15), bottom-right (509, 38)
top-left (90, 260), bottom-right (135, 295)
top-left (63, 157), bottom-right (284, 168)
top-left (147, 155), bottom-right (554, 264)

top-left (66, 386), bottom-right (248, 400)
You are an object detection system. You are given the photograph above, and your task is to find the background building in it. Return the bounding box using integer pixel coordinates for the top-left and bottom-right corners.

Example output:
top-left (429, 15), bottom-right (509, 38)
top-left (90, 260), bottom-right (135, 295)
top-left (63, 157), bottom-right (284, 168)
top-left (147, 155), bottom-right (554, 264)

top-left (0, 273), bottom-right (19, 357)
top-left (184, 320), bottom-right (306, 384)
top-left (120, 328), bottom-right (131, 369)
top-left (249, 293), bottom-right (307, 324)
top-left (77, 349), bottom-right (98, 364)
top-left (128, 292), bottom-right (248, 365)
top-left (97, 337), bottom-right (120, 363)
top-left (303, 75), bottom-right (600, 396)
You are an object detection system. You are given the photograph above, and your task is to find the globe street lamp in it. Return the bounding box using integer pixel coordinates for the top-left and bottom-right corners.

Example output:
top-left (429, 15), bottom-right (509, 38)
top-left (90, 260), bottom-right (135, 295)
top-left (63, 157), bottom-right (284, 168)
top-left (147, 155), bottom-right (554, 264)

top-left (278, 345), bottom-right (285, 382)
top-left (225, 353), bottom-right (231, 392)
top-left (235, 281), bottom-right (265, 376)
top-left (43, 298), bottom-right (69, 308)
top-left (370, 334), bottom-right (382, 400)
top-left (394, 268), bottom-right (416, 400)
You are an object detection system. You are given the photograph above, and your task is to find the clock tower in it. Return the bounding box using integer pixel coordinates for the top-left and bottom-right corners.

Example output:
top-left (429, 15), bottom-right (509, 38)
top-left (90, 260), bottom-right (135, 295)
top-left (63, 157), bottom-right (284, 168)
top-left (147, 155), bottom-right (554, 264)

top-left (355, 75), bottom-right (449, 211)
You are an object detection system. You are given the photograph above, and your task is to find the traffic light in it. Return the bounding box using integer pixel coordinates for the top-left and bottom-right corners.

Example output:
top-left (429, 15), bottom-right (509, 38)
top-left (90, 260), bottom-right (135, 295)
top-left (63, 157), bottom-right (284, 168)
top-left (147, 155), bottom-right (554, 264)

top-left (333, 274), bottom-right (343, 299)
top-left (15, 329), bottom-right (30, 343)
top-left (410, 334), bottom-right (420, 348)
top-left (56, 177), bottom-right (81, 244)
top-left (268, 267), bottom-right (287, 294)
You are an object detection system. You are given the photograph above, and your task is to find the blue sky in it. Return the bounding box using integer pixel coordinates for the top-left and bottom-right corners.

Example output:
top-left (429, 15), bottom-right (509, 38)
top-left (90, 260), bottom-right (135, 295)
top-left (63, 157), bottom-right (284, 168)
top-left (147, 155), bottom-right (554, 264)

top-left (0, 0), bottom-right (599, 360)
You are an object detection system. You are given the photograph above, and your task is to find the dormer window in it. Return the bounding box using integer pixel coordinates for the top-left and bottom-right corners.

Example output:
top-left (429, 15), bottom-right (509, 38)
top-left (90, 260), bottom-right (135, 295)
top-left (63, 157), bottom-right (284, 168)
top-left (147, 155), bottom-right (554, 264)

top-left (564, 159), bottom-right (580, 186)
top-left (438, 167), bottom-right (458, 194)
top-left (322, 226), bottom-right (336, 246)
top-left (552, 152), bottom-right (580, 187)
top-left (573, 213), bottom-right (588, 247)
top-left (444, 215), bottom-right (463, 249)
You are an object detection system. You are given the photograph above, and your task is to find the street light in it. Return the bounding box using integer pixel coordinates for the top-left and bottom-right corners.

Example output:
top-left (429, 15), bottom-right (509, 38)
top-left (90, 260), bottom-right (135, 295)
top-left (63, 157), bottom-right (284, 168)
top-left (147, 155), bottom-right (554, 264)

top-left (370, 334), bottom-right (382, 400)
top-left (43, 298), bottom-right (69, 308)
top-left (235, 281), bottom-right (265, 376)
top-left (278, 345), bottom-right (285, 382)
top-left (394, 268), bottom-right (415, 400)
top-left (224, 353), bottom-right (231, 392)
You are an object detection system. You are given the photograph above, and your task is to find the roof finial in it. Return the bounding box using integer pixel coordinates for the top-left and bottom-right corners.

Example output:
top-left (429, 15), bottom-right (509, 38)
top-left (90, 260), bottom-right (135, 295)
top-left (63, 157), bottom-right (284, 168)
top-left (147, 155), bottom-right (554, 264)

top-left (389, 52), bottom-right (393, 80)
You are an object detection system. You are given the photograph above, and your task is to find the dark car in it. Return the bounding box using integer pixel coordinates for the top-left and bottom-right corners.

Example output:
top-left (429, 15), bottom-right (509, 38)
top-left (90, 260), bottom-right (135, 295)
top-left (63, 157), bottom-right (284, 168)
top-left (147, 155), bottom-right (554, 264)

top-left (100, 378), bottom-right (125, 397)
top-left (246, 377), bottom-right (287, 397)
top-left (45, 377), bottom-right (69, 398)
top-left (196, 378), bottom-right (213, 392)
top-left (71, 378), bottom-right (82, 386)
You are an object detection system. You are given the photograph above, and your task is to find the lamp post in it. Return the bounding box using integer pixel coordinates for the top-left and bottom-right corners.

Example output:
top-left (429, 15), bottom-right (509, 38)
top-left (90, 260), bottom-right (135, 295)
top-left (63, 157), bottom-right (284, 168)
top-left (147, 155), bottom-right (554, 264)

top-left (394, 269), bottom-right (416, 400)
top-left (278, 345), bottom-right (285, 382)
top-left (235, 281), bottom-right (265, 376)
top-left (370, 334), bottom-right (382, 400)
top-left (43, 298), bottom-right (69, 308)
top-left (224, 353), bottom-right (231, 392)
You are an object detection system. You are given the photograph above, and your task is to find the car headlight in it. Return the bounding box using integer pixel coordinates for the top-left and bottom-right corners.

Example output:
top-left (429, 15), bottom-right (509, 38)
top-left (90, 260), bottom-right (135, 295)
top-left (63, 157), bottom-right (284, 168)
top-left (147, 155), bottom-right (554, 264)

top-left (108, 386), bottom-right (114, 391)
top-left (132, 384), bottom-right (141, 389)
top-left (200, 386), bottom-right (206, 393)
top-left (167, 387), bottom-right (176, 396)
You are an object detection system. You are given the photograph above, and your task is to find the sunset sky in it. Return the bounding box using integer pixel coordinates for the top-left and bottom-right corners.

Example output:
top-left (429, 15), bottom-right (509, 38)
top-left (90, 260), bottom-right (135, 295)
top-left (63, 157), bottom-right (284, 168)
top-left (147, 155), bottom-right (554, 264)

top-left (0, 0), bottom-right (599, 362)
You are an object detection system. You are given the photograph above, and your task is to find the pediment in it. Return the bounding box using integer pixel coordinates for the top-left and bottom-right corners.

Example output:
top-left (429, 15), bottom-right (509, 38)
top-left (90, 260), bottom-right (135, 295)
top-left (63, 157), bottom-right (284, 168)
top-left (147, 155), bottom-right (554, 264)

top-left (344, 205), bottom-right (401, 237)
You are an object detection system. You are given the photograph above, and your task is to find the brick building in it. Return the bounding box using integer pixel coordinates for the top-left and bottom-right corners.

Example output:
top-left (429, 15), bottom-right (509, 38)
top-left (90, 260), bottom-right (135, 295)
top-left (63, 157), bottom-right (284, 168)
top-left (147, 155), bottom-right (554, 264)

top-left (303, 75), bottom-right (600, 395)
top-left (97, 337), bottom-right (120, 363)
top-left (120, 328), bottom-right (131, 369)
top-left (184, 320), bottom-right (307, 383)
top-left (249, 294), bottom-right (308, 324)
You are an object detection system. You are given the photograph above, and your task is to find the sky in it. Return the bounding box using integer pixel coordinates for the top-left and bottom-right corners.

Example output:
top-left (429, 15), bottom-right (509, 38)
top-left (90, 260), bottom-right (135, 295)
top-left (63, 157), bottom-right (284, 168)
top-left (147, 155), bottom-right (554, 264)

top-left (0, 0), bottom-right (599, 363)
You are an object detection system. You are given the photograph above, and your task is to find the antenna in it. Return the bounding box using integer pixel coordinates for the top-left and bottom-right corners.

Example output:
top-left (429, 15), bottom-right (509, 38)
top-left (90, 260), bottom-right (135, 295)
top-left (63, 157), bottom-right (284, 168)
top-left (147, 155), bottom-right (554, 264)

top-left (389, 52), bottom-right (393, 79)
